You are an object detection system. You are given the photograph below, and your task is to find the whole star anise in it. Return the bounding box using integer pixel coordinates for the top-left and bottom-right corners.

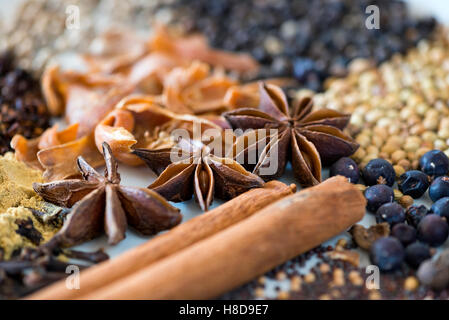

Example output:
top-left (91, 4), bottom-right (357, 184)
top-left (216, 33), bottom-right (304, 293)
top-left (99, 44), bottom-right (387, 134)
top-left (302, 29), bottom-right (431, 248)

top-left (33, 142), bottom-right (182, 246)
top-left (133, 138), bottom-right (265, 211)
top-left (223, 83), bottom-right (359, 186)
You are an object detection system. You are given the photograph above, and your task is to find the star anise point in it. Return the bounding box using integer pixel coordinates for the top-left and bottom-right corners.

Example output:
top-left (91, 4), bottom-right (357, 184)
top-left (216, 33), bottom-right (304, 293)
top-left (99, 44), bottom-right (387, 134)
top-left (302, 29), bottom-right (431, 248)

top-left (34, 142), bottom-right (181, 246)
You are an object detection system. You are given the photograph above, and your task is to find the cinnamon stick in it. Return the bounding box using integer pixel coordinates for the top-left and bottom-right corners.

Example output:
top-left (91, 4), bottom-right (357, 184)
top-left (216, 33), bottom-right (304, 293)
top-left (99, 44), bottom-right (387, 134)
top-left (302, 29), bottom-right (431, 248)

top-left (28, 180), bottom-right (295, 300)
top-left (81, 176), bottom-right (366, 299)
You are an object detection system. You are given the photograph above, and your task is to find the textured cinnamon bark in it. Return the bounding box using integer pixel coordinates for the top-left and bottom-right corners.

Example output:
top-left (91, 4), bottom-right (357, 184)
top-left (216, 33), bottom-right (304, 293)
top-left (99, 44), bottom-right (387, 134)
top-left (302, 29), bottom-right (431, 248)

top-left (80, 176), bottom-right (365, 300)
top-left (28, 180), bottom-right (295, 300)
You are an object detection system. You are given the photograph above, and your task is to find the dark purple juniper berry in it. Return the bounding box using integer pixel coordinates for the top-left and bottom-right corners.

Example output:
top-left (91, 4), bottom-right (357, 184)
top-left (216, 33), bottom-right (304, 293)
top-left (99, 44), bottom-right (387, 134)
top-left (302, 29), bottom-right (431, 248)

top-left (431, 197), bottom-right (449, 221)
top-left (417, 214), bottom-right (449, 247)
top-left (370, 237), bottom-right (405, 272)
top-left (329, 157), bottom-right (359, 184)
top-left (429, 176), bottom-right (449, 202)
top-left (405, 242), bottom-right (431, 269)
top-left (391, 223), bottom-right (417, 246)
top-left (405, 205), bottom-right (429, 228)
top-left (376, 203), bottom-right (405, 225)
top-left (419, 150), bottom-right (449, 178)
top-left (362, 158), bottom-right (395, 187)
top-left (365, 184), bottom-right (394, 213)
top-left (398, 170), bottom-right (430, 199)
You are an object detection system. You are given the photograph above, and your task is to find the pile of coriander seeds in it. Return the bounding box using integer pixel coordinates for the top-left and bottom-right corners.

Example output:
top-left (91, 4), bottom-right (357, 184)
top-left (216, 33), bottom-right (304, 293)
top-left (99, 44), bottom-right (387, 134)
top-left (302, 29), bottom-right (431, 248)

top-left (312, 28), bottom-right (449, 173)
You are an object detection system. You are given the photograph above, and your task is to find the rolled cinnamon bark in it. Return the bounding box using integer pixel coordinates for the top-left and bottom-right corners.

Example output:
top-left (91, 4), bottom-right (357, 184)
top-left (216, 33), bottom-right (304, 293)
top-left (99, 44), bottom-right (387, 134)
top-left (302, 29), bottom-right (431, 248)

top-left (81, 176), bottom-right (365, 300)
top-left (28, 180), bottom-right (295, 300)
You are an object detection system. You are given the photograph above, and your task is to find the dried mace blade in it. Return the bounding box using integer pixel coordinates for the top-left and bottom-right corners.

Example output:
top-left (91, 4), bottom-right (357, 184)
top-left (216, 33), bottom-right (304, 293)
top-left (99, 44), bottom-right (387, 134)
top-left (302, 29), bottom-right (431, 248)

top-left (133, 139), bottom-right (265, 211)
top-left (33, 142), bottom-right (181, 246)
top-left (224, 82), bottom-right (359, 187)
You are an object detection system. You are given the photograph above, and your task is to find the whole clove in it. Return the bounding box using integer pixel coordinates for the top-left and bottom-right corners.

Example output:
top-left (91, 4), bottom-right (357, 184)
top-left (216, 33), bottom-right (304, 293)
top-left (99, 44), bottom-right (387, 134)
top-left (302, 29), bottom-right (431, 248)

top-left (29, 206), bottom-right (71, 229)
top-left (0, 260), bottom-right (34, 275)
top-left (15, 218), bottom-right (43, 246)
top-left (62, 249), bottom-right (109, 264)
top-left (23, 270), bottom-right (67, 289)
top-left (406, 205), bottom-right (429, 228)
top-left (0, 246), bottom-right (109, 299)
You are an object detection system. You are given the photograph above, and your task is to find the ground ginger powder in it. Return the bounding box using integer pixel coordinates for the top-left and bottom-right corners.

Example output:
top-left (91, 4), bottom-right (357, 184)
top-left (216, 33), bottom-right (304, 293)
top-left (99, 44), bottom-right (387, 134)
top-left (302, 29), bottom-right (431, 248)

top-left (0, 153), bottom-right (43, 212)
top-left (0, 153), bottom-right (59, 259)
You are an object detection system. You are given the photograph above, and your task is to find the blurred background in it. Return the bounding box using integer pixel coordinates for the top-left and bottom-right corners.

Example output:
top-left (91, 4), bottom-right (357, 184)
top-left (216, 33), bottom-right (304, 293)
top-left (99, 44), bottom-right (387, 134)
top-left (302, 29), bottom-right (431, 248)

top-left (0, 0), bottom-right (442, 91)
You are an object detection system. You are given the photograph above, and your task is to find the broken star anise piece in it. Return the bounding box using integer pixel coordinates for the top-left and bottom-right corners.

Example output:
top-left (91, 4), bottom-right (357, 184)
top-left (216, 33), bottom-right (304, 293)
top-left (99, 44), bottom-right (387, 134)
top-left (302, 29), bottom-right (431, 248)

top-left (133, 138), bottom-right (265, 211)
top-left (223, 83), bottom-right (359, 187)
top-left (33, 142), bottom-right (181, 246)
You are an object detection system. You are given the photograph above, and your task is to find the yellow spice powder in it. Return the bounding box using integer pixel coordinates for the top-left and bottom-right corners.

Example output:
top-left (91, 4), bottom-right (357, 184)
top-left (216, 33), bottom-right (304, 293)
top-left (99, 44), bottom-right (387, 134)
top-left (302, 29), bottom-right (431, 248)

top-left (0, 153), bottom-right (43, 212)
top-left (0, 153), bottom-right (59, 259)
top-left (0, 206), bottom-right (59, 259)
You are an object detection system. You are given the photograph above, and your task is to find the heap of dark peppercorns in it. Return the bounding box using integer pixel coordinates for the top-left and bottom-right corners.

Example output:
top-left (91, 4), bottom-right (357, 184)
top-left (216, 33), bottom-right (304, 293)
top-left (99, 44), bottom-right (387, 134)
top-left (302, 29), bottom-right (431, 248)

top-left (162, 0), bottom-right (436, 90)
top-left (331, 150), bottom-right (449, 280)
top-left (0, 51), bottom-right (50, 155)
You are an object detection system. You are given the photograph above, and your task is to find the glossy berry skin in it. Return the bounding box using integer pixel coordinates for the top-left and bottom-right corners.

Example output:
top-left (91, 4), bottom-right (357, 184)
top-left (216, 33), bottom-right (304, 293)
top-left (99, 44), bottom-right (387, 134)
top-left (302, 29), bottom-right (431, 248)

top-left (431, 197), bottom-right (449, 220)
top-left (405, 242), bottom-right (431, 269)
top-left (405, 205), bottom-right (429, 228)
top-left (429, 176), bottom-right (449, 202)
top-left (376, 203), bottom-right (405, 225)
top-left (398, 170), bottom-right (430, 199)
top-left (362, 159), bottom-right (395, 187)
top-left (329, 157), bottom-right (359, 184)
top-left (419, 150), bottom-right (449, 177)
top-left (365, 184), bottom-right (394, 212)
top-left (370, 237), bottom-right (405, 272)
top-left (391, 223), bottom-right (417, 246)
top-left (417, 214), bottom-right (449, 247)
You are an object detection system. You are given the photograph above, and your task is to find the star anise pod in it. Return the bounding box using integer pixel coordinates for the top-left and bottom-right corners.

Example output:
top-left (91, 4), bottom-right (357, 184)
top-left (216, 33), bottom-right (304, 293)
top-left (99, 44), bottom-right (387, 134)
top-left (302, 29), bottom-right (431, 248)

top-left (33, 142), bottom-right (182, 246)
top-left (133, 138), bottom-right (265, 211)
top-left (223, 83), bottom-right (359, 186)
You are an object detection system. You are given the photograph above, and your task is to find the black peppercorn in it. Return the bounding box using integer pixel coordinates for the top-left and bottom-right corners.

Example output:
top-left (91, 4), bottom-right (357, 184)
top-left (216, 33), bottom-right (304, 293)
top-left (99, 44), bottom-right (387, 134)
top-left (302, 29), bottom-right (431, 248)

top-left (164, 0), bottom-right (436, 90)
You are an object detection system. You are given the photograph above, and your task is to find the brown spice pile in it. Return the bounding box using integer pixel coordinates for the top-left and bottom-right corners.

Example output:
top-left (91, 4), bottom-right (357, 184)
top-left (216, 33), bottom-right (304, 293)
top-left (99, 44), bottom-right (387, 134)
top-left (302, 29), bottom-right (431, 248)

top-left (310, 28), bottom-right (449, 171)
top-left (0, 51), bottom-right (50, 154)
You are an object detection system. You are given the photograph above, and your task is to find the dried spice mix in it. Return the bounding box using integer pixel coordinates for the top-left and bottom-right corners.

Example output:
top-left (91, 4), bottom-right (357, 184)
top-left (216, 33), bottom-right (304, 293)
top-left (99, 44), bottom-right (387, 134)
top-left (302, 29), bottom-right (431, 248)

top-left (1, 0), bottom-right (449, 301)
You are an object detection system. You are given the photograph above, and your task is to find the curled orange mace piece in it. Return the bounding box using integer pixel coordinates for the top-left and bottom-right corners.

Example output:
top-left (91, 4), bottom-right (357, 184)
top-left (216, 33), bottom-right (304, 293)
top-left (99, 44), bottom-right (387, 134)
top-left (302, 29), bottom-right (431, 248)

top-left (12, 123), bottom-right (104, 181)
top-left (95, 95), bottom-right (226, 166)
top-left (13, 25), bottom-right (262, 181)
